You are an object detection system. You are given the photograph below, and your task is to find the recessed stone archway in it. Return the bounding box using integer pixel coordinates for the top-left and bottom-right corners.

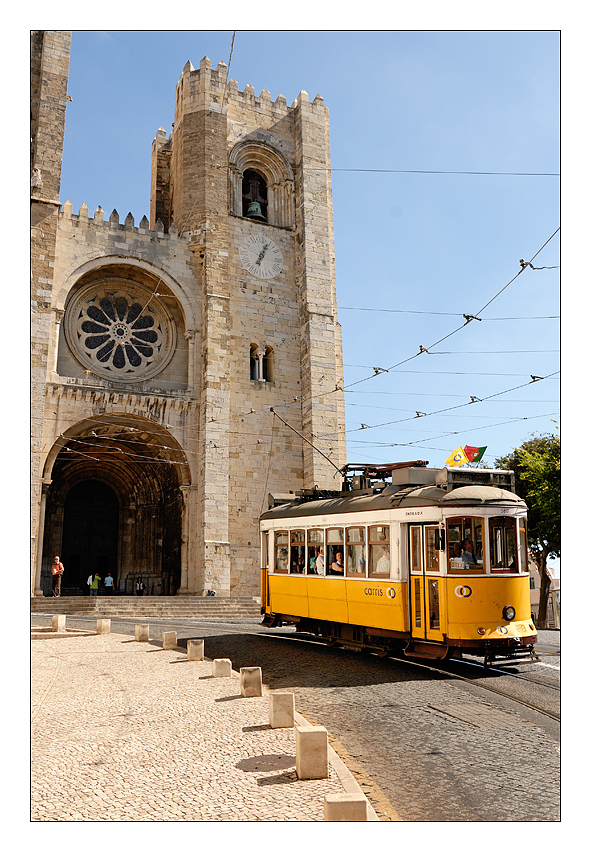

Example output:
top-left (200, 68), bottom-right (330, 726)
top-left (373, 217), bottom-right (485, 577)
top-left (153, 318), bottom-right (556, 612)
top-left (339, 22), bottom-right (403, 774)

top-left (37, 414), bottom-right (191, 597)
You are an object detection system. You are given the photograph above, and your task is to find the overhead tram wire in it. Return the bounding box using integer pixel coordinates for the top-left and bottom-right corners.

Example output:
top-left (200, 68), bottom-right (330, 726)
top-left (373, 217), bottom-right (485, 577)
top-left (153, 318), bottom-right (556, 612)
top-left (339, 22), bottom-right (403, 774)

top-left (74, 223), bottom-right (559, 429)
top-left (339, 307), bottom-right (559, 319)
top-left (59, 368), bottom-right (558, 461)
top-left (51, 230), bottom-right (559, 455)
top-left (346, 371), bottom-right (560, 434)
top-left (307, 167), bottom-right (559, 177)
top-left (341, 227), bottom-right (560, 394)
top-left (348, 411), bottom-right (560, 448)
top-left (51, 385), bottom-right (559, 466)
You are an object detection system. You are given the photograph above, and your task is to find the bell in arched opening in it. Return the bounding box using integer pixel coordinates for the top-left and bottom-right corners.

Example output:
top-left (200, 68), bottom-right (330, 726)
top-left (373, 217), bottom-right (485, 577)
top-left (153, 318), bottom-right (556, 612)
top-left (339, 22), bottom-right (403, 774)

top-left (242, 170), bottom-right (268, 221)
top-left (245, 200), bottom-right (266, 221)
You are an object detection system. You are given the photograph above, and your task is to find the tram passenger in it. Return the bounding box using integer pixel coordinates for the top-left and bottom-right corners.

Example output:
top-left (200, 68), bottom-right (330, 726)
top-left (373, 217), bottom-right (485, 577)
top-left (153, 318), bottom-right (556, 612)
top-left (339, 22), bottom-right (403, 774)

top-left (329, 551), bottom-right (345, 575)
top-left (313, 547), bottom-right (325, 575)
top-left (277, 548), bottom-right (288, 572)
top-left (375, 551), bottom-right (390, 573)
top-left (461, 539), bottom-right (477, 565)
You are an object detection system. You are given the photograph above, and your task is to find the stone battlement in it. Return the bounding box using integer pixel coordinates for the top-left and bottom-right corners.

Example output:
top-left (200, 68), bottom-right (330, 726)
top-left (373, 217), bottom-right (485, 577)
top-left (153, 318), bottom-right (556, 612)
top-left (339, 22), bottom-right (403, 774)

top-left (174, 55), bottom-right (327, 121)
top-left (60, 200), bottom-right (186, 239)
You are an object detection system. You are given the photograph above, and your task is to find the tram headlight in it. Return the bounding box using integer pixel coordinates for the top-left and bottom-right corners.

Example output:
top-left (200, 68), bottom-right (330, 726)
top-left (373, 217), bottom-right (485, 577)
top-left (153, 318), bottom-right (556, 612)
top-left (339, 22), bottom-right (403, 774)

top-left (502, 605), bottom-right (516, 622)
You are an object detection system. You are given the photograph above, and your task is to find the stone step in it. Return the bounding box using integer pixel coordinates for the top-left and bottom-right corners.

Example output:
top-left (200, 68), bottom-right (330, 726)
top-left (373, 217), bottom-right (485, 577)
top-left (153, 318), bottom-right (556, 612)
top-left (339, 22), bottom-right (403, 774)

top-left (30, 596), bottom-right (262, 621)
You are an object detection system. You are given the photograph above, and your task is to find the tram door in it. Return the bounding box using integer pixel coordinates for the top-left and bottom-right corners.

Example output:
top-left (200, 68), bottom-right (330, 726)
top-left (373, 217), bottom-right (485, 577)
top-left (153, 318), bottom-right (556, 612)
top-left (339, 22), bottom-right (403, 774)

top-left (409, 525), bottom-right (444, 643)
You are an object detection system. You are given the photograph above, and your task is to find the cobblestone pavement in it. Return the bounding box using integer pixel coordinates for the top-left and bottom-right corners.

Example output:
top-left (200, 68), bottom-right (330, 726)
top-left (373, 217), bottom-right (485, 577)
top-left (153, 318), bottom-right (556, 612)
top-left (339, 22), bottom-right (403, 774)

top-left (174, 629), bottom-right (560, 822)
top-left (31, 632), bottom-right (364, 822)
top-left (31, 619), bottom-right (560, 822)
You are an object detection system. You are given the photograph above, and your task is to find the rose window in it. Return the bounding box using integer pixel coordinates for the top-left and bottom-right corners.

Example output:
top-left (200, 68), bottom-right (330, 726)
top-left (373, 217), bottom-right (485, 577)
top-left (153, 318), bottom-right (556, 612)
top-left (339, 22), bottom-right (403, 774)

top-left (65, 281), bottom-right (176, 382)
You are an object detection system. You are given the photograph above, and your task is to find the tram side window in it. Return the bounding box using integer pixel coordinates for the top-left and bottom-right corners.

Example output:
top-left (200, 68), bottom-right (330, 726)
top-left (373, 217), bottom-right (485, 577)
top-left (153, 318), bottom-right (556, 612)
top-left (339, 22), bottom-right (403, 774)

top-left (410, 526), bottom-right (421, 572)
top-left (308, 529), bottom-right (325, 574)
top-left (263, 532), bottom-right (269, 570)
top-left (274, 531), bottom-right (289, 573)
top-left (490, 517), bottom-right (519, 573)
top-left (518, 519), bottom-right (528, 573)
top-left (368, 525), bottom-right (390, 577)
top-left (447, 518), bottom-right (484, 571)
top-left (326, 528), bottom-right (345, 576)
top-left (290, 530), bottom-right (306, 573)
top-left (346, 527), bottom-right (366, 576)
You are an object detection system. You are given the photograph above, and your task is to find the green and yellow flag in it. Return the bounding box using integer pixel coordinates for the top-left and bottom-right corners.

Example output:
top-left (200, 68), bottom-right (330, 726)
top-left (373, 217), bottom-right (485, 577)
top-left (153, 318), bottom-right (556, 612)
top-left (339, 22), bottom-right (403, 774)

top-left (446, 447), bottom-right (469, 467)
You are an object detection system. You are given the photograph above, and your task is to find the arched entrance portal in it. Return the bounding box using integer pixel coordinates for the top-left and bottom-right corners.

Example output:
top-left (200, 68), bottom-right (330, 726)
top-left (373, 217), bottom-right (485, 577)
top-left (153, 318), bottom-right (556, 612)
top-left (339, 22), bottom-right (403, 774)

top-left (62, 481), bottom-right (119, 594)
top-left (40, 416), bottom-right (190, 596)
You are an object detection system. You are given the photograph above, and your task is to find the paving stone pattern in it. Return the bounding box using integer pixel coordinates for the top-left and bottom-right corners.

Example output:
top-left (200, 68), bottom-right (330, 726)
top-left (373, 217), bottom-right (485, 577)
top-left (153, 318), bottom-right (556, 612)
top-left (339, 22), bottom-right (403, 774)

top-left (190, 631), bottom-right (560, 822)
top-left (31, 634), bottom-right (344, 821)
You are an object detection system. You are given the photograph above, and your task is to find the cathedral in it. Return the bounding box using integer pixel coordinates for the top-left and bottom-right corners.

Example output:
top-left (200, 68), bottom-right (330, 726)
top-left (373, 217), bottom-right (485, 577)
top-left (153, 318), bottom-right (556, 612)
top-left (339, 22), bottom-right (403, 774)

top-left (31, 31), bottom-right (347, 598)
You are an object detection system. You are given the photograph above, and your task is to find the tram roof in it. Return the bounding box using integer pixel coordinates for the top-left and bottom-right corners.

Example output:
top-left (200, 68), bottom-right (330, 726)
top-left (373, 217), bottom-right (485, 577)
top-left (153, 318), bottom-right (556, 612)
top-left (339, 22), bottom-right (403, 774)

top-left (260, 483), bottom-right (526, 521)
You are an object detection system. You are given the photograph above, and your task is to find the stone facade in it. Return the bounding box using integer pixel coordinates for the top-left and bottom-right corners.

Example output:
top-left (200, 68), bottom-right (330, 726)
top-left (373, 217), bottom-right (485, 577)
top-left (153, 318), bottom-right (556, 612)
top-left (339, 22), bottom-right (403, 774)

top-left (31, 37), bottom-right (346, 598)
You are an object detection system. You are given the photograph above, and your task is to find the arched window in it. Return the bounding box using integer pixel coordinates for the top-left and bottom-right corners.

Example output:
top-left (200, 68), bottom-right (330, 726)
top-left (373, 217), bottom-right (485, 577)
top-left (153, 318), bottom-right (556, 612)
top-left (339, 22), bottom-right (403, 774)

top-left (250, 344), bottom-right (275, 382)
top-left (229, 141), bottom-right (295, 228)
top-left (262, 345), bottom-right (274, 383)
top-left (242, 170), bottom-right (268, 221)
top-left (250, 343), bottom-right (260, 380)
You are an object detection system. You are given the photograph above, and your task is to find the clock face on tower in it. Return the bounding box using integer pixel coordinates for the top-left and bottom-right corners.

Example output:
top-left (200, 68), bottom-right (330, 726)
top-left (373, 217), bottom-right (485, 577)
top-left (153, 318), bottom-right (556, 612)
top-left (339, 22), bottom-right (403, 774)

top-left (239, 234), bottom-right (283, 279)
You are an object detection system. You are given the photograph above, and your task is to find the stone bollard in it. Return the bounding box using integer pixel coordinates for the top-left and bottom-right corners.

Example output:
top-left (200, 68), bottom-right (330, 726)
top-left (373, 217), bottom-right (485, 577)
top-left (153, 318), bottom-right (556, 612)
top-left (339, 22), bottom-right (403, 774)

top-left (52, 614), bottom-right (66, 632)
top-left (135, 624), bottom-right (149, 642)
top-left (269, 692), bottom-right (295, 728)
top-left (324, 793), bottom-right (368, 821)
top-left (162, 631), bottom-right (177, 650)
top-left (295, 725), bottom-right (329, 780)
top-left (187, 639), bottom-right (204, 661)
top-left (240, 666), bottom-right (263, 697)
top-left (96, 619), bottom-right (111, 635)
top-left (212, 658), bottom-right (232, 677)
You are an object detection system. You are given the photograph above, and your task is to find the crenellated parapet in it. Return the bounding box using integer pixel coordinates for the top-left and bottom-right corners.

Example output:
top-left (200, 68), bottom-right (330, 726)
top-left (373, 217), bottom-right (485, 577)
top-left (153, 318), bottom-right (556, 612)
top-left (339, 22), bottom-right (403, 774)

top-left (60, 199), bottom-right (186, 241)
top-left (173, 55), bottom-right (328, 123)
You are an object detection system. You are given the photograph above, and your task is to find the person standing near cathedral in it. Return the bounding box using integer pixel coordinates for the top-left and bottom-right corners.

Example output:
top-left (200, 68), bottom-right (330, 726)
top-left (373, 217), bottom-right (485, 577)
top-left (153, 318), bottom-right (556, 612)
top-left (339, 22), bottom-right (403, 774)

top-left (51, 556), bottom-right (64, 596)
top-left (89, 573), bottom-right (101, 596)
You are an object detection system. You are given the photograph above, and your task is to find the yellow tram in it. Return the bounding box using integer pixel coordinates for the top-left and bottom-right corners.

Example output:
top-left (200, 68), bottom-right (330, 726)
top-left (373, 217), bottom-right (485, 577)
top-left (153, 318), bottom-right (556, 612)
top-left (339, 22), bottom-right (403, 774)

top-left (260, 462), bottom-right (537, 666)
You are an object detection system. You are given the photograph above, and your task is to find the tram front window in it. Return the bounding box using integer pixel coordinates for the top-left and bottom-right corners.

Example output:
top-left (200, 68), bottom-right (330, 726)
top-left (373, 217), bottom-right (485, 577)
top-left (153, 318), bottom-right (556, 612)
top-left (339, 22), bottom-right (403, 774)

top-left (447, 517), bottom-right (484, 572)
top-left (490, 517), bottom-right (519, 573)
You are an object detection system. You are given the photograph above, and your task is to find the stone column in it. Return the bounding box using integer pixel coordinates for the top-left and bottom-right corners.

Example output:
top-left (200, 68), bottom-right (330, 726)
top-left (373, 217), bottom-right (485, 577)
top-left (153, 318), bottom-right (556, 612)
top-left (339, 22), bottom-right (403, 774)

top-left (184, 328), bottom-right (196, 392)
top-left (33, 480), bottom-right (51, 596)
top-left (177, 484), bottom-right (191, 594)
top-left (50, 308), bottom-right (64, 374)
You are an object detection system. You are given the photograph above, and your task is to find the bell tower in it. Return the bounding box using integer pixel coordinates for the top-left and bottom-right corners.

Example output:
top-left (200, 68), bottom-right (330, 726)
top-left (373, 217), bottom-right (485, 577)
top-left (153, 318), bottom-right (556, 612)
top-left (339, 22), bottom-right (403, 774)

top-left (151, 57), bottom-right (346, 591)
top-left (31, 42), bottom-right (346, 600)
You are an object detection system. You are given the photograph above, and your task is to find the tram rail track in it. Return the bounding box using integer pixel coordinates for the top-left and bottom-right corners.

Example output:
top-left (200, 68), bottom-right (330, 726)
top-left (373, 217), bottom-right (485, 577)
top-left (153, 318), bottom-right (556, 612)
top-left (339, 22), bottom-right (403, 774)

top-left (449, 655), bottom-right (560, 690)
top-left (32, 613), bottom-right (559, 722)
top-left (385, 653), bottom-right (560, 722)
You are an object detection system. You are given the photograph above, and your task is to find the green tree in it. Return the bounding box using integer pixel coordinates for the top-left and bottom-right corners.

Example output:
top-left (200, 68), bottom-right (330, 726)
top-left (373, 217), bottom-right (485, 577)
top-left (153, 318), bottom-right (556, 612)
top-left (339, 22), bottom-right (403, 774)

top-left (496, 433), bottom-right (560, 627)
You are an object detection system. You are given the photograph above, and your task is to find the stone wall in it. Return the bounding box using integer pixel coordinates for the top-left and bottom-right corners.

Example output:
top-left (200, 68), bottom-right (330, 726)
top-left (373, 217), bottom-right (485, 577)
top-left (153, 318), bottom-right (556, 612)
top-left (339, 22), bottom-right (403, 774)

top-left (32, 39), bottom-right (346, 598)
top-left (31, 31), bottom-right (71, 593)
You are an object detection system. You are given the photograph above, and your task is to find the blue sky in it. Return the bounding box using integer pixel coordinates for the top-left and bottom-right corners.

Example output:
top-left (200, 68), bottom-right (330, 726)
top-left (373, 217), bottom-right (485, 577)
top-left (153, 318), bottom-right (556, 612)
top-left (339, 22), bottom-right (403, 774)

top-left (59, 29), bottom-right (560, 472)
